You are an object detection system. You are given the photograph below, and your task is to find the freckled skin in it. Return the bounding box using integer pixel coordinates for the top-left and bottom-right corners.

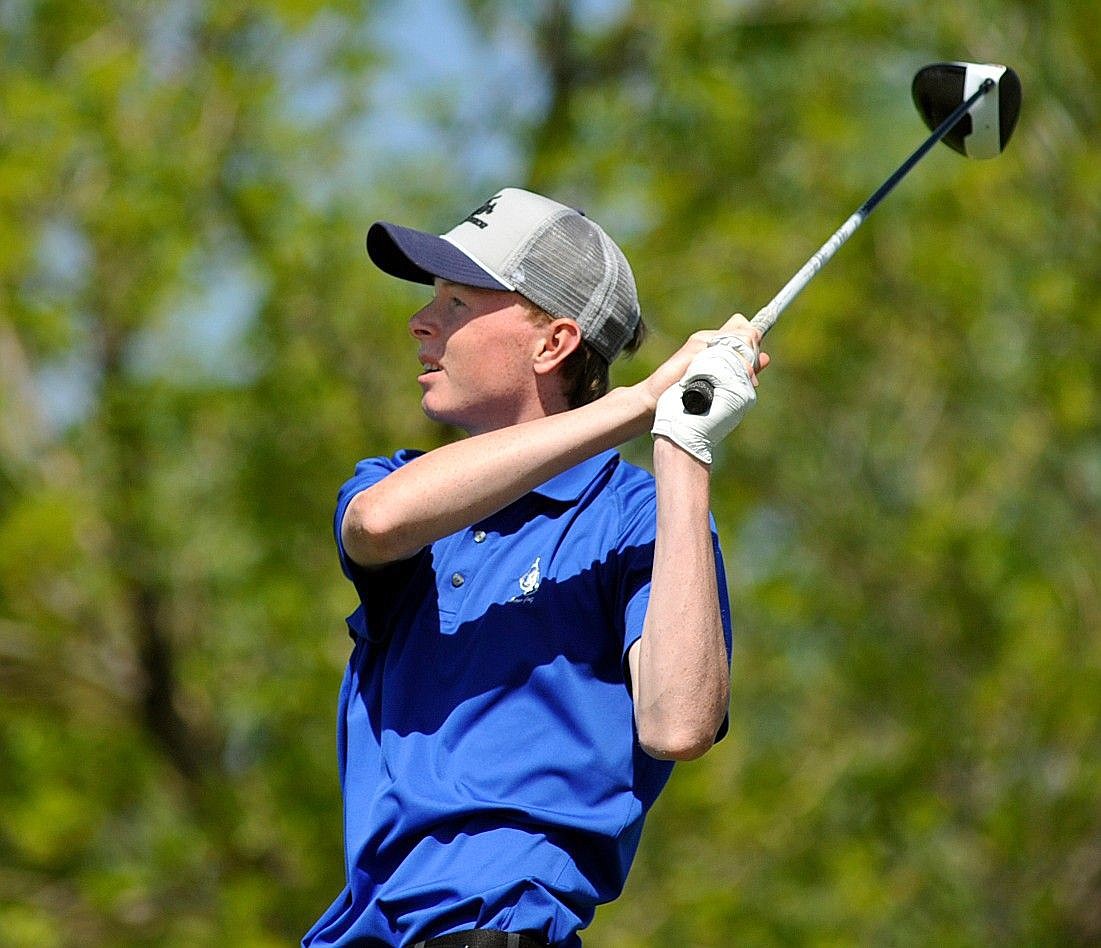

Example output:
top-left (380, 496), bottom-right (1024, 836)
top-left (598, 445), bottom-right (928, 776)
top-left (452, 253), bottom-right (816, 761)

top-left (409, 281), bottom-right (551, 437)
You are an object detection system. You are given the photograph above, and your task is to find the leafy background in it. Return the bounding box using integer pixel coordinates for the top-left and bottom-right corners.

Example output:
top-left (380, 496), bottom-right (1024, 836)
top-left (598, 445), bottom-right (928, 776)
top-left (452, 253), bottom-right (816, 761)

top-left (1, 1), bottom-right (1098, 944)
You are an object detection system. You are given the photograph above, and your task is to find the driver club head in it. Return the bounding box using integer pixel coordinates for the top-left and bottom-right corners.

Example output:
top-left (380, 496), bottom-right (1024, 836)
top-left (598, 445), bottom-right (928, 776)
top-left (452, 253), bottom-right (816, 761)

top-left (912, 62), bottom-right (1022, 159)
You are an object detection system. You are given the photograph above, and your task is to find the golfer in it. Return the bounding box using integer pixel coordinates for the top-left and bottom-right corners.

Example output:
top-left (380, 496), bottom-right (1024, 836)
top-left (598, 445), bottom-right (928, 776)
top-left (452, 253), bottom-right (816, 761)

top-left (303, 188), bottom-right (767, 947)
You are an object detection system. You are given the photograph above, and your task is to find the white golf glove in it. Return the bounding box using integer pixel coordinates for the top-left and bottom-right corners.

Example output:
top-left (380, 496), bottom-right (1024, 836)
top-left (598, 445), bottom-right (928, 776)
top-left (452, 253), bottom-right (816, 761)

top-left (651, 336), bottom-right (758, 464)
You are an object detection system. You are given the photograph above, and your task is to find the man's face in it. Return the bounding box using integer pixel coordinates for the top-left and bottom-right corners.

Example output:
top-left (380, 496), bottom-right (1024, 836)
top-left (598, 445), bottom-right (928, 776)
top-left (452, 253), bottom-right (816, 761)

top-left (407, 280), bottom-right (549, 435)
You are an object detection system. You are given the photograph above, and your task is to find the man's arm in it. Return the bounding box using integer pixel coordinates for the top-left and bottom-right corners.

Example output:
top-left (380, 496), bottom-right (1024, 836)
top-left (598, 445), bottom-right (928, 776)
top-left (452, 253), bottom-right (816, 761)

top-left (628, 441), bottom-right (729, 761)
top-left (629, 315), bottom-right (766, 761)
top-left (340, 384), bottom-right (656, 567)
top-left (340, 320), bottom-right (739, 568)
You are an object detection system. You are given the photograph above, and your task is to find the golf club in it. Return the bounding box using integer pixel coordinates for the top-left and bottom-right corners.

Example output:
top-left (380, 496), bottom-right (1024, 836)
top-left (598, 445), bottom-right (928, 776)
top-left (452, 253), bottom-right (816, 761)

top-left (681, 61), bottom-right (1022, 414)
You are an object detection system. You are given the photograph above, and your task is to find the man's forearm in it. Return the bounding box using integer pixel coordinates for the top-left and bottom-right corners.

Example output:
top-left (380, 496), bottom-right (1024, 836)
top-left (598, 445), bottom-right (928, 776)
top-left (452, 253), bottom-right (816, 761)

top-left (342, 384), bottom-right (657, 567)
top-left (632, 437), bottom-right (730, 760)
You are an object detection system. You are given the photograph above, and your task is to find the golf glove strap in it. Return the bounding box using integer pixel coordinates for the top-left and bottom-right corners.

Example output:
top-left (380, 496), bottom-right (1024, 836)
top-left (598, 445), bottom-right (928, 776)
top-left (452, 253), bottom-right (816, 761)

top-left (652, 337), bottom-right (757, 465)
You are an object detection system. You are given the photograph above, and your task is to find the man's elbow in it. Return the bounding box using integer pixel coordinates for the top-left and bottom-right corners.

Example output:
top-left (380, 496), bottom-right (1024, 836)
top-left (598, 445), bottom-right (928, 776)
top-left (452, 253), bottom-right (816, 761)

top-left (637, 719), bottom-right (722, 762)
top-left (342, 494), bottom-right (410, 567)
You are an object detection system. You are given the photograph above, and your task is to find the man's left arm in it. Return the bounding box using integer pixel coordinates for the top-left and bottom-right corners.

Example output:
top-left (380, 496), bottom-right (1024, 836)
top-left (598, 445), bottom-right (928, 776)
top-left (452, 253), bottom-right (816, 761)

top-left (629, 315), bottom-right (765, 760)
top-left (628, 440), bottom-right (729, 761)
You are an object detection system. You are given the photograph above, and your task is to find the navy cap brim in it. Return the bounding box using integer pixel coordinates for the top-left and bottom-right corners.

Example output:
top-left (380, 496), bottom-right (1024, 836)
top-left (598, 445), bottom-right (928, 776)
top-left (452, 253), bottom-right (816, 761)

top-left (366, 222), bottom-right (509, 290)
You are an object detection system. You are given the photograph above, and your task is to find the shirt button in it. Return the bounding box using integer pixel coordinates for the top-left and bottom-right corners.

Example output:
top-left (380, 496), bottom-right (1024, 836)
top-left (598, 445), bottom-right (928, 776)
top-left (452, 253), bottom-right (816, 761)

top-left (451, 572), bottom-right (465, 588)
top-left (473, 530), bottom-right (486, 543)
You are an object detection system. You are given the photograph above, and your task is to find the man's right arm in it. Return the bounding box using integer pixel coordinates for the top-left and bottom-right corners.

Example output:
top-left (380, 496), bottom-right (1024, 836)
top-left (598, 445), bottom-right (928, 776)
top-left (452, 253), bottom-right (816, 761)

top-left (343, 318), bottom-right (766, 569)
top-left (341, 384), bottom-right (656, 568)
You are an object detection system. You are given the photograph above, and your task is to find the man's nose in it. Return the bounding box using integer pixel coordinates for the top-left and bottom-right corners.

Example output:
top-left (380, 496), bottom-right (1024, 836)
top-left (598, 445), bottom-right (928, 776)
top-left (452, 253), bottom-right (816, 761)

top-left (408, 303), bottom-right (435, 339)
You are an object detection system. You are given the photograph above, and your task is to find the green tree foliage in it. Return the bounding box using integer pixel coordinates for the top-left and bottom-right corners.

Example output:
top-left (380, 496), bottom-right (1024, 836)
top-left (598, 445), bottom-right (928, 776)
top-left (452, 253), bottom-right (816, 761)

top-left (0, 1), bottom-right (398, 941)
top-left (1, 1), bottom-right (1098, 944)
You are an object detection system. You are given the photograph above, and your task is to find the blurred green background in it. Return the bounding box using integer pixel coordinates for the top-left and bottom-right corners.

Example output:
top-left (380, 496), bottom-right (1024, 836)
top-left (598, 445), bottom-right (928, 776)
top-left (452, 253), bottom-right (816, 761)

top-left (1, 0), bottom-right (1098, 944)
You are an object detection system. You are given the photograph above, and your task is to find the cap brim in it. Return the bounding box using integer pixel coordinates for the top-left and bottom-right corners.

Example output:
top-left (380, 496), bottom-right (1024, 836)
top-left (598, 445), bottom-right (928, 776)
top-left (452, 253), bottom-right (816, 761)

top-left (366, 222), bottom-right (509, 290)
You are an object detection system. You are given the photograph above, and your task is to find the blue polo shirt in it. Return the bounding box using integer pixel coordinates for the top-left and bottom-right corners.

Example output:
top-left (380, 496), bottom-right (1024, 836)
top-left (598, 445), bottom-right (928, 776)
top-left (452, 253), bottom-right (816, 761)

top-left (304, 448), bottom-right (732, 947)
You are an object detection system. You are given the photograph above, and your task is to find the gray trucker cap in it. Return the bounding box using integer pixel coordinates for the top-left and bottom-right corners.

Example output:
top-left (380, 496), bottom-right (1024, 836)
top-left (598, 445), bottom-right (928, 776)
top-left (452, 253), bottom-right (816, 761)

top-left (366, 188), bottom-right (641, 363)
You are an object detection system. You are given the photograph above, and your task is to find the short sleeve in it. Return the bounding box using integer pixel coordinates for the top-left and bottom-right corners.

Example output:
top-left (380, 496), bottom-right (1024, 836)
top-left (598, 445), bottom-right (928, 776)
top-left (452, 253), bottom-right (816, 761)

top-left (333, 449), bottom-right (426, 625)
top-left (614, 491), bottom-right (659, 664)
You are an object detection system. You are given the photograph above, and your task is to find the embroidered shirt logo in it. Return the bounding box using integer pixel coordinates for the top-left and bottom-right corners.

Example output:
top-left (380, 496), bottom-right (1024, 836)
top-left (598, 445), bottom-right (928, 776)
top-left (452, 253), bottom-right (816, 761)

top-left (511, 556), bottom-right (541, 603)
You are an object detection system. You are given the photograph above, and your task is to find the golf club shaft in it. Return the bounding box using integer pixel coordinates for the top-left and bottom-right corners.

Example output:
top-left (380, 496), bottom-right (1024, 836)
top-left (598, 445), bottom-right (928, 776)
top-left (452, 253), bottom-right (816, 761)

top-left (682, 78), bottom-right (996, 413)
top-left (751, 78), bottom-right (994, 337)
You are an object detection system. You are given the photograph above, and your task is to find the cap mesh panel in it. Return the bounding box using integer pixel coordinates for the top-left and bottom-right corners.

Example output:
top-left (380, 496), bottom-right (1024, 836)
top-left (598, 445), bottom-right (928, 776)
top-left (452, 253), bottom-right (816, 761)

top-left (511, 214), bottom-right (640, 363)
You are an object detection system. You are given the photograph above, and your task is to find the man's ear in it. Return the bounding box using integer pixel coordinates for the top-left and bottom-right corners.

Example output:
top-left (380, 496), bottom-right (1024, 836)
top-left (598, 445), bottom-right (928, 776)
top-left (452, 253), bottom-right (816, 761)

top-left (532, 318), bottom-right (582, 376)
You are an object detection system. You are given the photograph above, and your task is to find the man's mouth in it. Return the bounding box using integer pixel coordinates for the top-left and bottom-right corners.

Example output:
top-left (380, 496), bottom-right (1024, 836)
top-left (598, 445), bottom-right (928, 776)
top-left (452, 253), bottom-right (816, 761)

top-left (420, 362), bottom-right (443, 374)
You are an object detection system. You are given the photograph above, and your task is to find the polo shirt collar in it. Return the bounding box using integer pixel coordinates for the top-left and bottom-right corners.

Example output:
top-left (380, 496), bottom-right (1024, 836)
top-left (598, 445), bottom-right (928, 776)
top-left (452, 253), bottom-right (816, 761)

top-left (532, 449), bottom-right (618, 503)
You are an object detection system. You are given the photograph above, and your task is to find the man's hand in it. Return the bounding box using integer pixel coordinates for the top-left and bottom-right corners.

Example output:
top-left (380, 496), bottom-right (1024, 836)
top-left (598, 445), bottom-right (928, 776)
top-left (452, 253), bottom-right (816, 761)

top-left (649, 315), bottom-right (765, 464)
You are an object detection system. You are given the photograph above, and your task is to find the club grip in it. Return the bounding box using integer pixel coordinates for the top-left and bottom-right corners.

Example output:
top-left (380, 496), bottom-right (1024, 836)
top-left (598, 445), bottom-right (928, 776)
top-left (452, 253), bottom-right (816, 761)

top-left (681, 378), bottom-right (714, 415)
top-left (681, 311), bottom-right (770, 414)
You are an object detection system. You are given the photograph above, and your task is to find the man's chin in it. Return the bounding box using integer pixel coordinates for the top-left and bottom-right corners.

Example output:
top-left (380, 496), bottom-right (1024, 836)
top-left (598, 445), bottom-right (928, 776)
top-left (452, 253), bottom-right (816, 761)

top-left (422, 398), bottom-right (466, 430)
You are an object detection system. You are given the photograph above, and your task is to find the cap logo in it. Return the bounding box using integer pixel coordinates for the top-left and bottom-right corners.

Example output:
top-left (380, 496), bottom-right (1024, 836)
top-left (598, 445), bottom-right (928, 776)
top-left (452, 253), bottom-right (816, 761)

top-left (463, 198), bottom-right (498, 230)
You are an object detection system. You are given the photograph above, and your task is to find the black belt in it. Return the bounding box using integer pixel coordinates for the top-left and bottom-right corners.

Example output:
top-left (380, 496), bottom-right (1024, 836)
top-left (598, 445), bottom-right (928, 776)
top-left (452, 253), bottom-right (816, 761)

top-left (413, 931), bottom-right (547, 948)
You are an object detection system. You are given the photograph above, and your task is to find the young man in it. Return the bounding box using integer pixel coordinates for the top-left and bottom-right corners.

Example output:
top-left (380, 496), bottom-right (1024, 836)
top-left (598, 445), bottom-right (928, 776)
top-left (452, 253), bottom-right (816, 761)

top-left (304, 188), bottom-right (767, 948)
